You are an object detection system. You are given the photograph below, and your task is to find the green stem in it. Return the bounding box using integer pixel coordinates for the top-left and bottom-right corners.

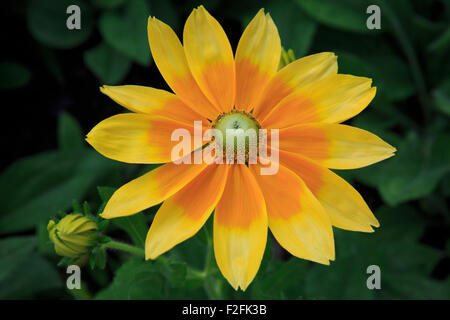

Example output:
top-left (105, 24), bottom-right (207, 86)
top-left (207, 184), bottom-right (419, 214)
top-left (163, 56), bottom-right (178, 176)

top-left (103, 240), bottom-right (207, 282)
top-left (103, 240), bottom-right (145, 257)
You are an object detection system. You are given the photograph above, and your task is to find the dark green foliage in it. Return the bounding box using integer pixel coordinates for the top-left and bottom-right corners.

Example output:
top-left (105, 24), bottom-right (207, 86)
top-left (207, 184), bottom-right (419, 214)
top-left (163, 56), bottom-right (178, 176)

top-left (1, 0), bottom-right (449, 300)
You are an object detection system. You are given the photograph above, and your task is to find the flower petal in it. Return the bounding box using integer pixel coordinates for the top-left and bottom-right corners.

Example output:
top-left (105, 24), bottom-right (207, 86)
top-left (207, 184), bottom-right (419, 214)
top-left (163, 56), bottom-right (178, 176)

top-left (145, 164), bottom-right (229, 259)
top-left (253, 52), bottom-right (337, 120)
top-left (101, 159), bottom-right (208, 218)
top-left (235, 9), bottom-right (281, 112)
top-left (263, 74), bottom-right (376, 128)
top-left (277, 123), bottom-right (396, 169)
top-left (214, 164), bottom-right (268, 290)
top-left (278, 150), bottom-right (379, 232)
top-left (100, 85), bottom-right (208, 126)
top-left (183, 6), bottom-right (235, 112)
top-left (250, 162), bottom-right (334, 264)
top-left (147, 16), bottom-right (221, 119)
top-left (86, 113), bottom-right (203, 164)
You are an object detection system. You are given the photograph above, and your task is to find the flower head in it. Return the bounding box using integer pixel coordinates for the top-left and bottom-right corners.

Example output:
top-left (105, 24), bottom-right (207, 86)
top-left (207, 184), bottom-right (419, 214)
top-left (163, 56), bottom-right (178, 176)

top-left (86, 6), bottom-right (396, 290)
top-left (48, 213), bottom-right (98, 258)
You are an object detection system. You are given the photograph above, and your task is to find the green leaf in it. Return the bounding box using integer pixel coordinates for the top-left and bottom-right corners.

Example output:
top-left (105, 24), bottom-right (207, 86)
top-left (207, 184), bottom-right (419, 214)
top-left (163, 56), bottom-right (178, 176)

top-left (0, 62), bottom-right (31, 90)
top-left (427, 26), bottom-right (450, 55)
top-left (91, 0), bottom-right (127, 10)
top-left (304, 205), bottom-right (446, 299)
top-left (352, 132), bottom-right (450, 206)
top-left (97, 186), bottom-right (116, 203)
top-left (169, 233), bottom-right (207, 271)
top-left (95, 247), bottom-right (107, 269)
top-left (95, 256), bottom-right (203, 299)
top-left (257, 258), bottom-right (308, 299)
top-left (84, 43), bottom-right (132, 85)
top-left (381, 273), bottom-right (450, 299)
top-left (97, 186), bottom-right (147, 247)
top-left (27, 0), bottom-right (94, 49)
top-left (40, 47), bottom-right (65, 85)
top-left (337, 51), bottom-right (414, 102)
top-left (83, 201), bottom-right (92, 216)
top-left (58, 112), bottom-right (84, 150)
top-left (98, 219), bottom-right (109, 231)
top-left (0, 150), bottom-right (119, 234)
top-left (149, 0), bottom-right (180, 32)
top-left (95, 258), bottom-right (164, 299)
top-left (432, 80), bottom-right (450, 116)
top-left (159, 259), bottom-right (188, 287)
top-left (113, 215), bottom-right (148, 248)
top-left (99, 0), bottom-right (151, 66)
top-left (379, 133), bottom-right (450, 205)
top-left (295, 0), bottom-right (377, 34)
top-left (37, 223), bottom-right (55, 256)
top-left (0, 236), bottom-right (62, 299)
top-left (266, 0), bottom-right (317, 57)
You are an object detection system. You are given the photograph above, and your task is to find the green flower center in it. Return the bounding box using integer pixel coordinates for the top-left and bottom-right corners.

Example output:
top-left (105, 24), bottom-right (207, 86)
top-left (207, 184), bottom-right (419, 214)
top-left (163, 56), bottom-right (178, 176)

top-left (212, 110), bottom-right (260, 159)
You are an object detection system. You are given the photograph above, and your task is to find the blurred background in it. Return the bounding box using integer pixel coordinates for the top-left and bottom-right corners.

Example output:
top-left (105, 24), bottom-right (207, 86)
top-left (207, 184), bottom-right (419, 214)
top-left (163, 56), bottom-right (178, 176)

top-left (1, 0), bottom-right (449, 299)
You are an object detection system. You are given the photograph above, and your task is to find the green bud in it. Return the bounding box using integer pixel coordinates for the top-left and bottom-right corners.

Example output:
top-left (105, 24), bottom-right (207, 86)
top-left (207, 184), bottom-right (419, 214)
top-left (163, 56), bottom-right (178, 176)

top-left (47, 213), bottom-right (98, 258)
top-left (279, 47), bottom-right (296, 69)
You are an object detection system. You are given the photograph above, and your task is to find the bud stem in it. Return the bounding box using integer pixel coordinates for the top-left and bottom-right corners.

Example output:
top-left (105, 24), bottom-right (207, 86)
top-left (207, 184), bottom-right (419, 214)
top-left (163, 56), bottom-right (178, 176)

top-left (103, 240), bottom-right (145, 257)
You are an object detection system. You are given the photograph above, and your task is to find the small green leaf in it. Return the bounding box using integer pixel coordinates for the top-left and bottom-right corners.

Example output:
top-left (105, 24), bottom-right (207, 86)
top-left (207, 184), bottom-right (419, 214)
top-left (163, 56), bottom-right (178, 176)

top-left (0, 236), bottom-right (62, 299)
top-left (27, 0), bottom-right (94, 49)
top-left (260, 258), bottom-right (308, 296)
top-left (159, 258), bottom-right (187, 287)
top-left (58, 112), bottom-right (84, 150)
top-left (0, 62), bottom-right (31, 90)
top-left (0, 150), bottom-right (119, 234)
top-left (295, 0), bottom-right (377, 34)
top-left (91, 0), bottom-right (126, 10)
top-left (99, 236), bottom-right (111, 244)
top-left (267, 0), bottom-right (317, 58)
top-left (99, 0), bottom-right (151, 65)
top-left (98, 219), bottom-right (109, 232)
top-left (84, 43), bottom-right (132, 85)
top-left (83, 201), bottom-right (92, 216)
top-left (352, 132), bottom-right (450, 206)
top-left (72, 200), bottom-right (83, 213)
top-left (90, 247), bottom-right (97, 270)
top-left (97, 186), bottom-right (116, 203)
top-left (95, 247), bottom-right (107, 269)
top-left (113, 214), bottom-right (148, 247)
top-left (432, 80), bottom-right (450, 116)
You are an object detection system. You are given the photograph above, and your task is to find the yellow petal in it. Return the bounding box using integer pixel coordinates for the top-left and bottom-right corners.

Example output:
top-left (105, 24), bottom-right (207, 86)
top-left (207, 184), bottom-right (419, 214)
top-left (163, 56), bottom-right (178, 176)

top-left (100, 85), bottom-right (208, 126)
top-left (101, 159), bottom-right (208, 218)
top-left (250, 162), bottom-right (334, 264)
top-left (253, 52), bottom-right (337, 120)
top-left (263, 74), bottom-right (376, 128)
top-left (146, 164), bottom-right (229, 259)
top-left (278, 150), bottom-right (379, 232)
top-left (86, 113), bottom-right (203, 164)
top-left (183, 6), bottom-right (235, 112)
top-left (235, 9), bottom-right (281, 111)
top-left (214, 164), bottom-right (268, 290)
top-left (147, 16), bottom-right (221, 119)
top-left (277, 123), bottom-right (396, 169)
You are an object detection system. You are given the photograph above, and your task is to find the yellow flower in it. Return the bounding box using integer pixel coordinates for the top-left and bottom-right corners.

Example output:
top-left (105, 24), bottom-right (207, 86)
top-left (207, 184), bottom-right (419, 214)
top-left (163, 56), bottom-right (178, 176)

top-left (86, 6), bottom-right (396, 290)
top-left (48, 214), bottom-right (98, 258)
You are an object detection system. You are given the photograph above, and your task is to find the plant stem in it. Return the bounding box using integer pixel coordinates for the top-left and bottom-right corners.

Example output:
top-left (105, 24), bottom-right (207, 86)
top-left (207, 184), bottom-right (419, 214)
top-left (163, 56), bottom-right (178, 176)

top-left (104, 239), bottom-right (215, 292)
top-left (104, 240), bottom-right (207, 281)
top-left (103, 240), bottom-right (145, 257)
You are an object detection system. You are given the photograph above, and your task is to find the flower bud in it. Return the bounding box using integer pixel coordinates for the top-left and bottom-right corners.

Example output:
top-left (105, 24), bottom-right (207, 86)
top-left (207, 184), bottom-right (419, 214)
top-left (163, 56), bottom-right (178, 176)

top-left (279, 47), bottom-right (296, 69)
top-left (48, 213), bottom-right (98, 258)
